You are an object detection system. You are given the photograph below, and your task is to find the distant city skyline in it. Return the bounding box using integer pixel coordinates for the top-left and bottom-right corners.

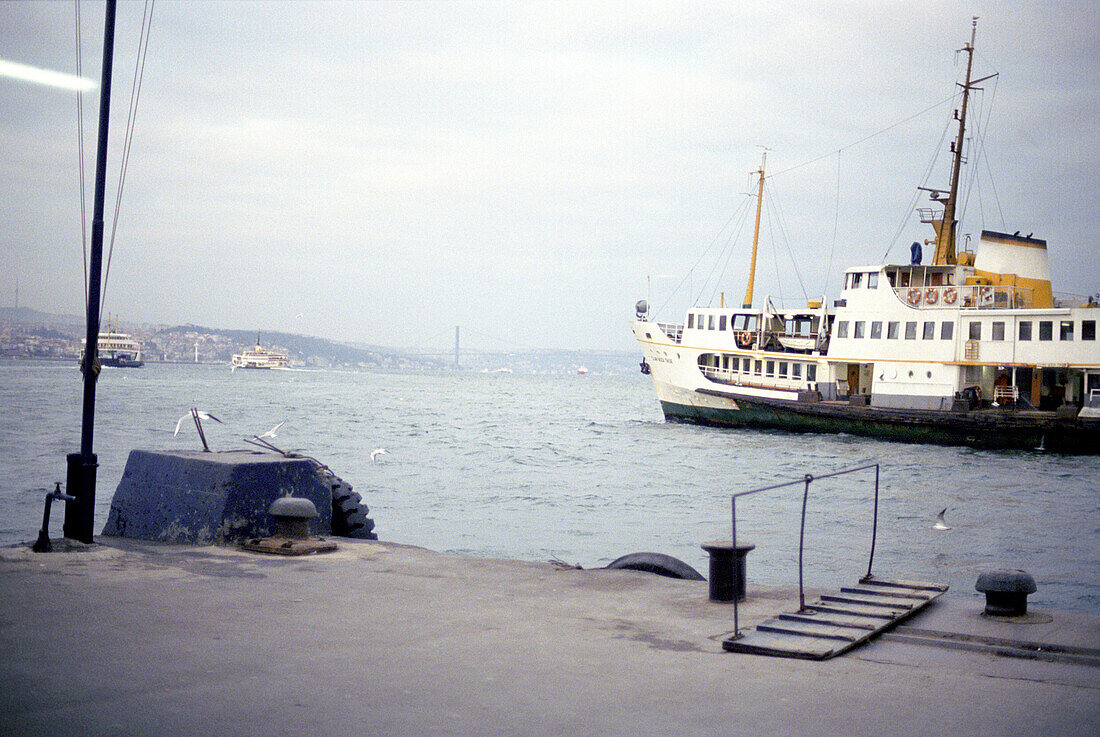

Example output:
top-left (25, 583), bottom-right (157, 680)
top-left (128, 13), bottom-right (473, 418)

top-left (2, 1), bottom-right (1098, 352)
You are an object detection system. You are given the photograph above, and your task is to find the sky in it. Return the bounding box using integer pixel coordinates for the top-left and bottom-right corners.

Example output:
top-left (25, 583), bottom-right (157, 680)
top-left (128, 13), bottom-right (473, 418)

top-left (1, 1), bottom-right (1098, 353)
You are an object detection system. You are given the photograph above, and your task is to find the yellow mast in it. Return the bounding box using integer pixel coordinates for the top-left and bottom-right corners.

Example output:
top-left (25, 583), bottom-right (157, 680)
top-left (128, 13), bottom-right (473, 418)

top-left (742, 151), bottom-right (766, 308)
top-left (930, 18), bottom-right (983, 266)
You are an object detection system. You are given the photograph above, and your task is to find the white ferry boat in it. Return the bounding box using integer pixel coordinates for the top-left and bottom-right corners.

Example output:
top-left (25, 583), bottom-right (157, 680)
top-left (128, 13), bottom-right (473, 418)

top-left (81, 329), bottom-right (144, 368)
top-left (632, 23), bottom-right (1100, 453)
top-left (231, 333), bottom-right (288, 370)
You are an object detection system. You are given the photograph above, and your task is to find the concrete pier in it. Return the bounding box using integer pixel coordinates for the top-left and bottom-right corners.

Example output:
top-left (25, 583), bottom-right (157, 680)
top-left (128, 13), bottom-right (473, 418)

top-left (1, 538), bottom-right (1097, 736)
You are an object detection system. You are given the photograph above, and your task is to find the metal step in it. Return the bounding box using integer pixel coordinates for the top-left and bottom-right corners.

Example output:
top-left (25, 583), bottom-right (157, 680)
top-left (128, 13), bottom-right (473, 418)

top-left (723, 576), bottom-right (948, 660)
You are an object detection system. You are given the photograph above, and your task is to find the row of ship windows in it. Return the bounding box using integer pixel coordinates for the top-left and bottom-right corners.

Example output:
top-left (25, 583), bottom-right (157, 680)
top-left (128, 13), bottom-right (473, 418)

top-left (837, 318), bottom-right (1097, 342)
top-left (687, 313), bottom-right (760, 331)
top-left (704, 355), bottom-right (819, 382)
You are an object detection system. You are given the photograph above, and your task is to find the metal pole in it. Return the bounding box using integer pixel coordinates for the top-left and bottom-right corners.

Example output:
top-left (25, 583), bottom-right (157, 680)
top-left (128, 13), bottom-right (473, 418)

top-left (864, 464), bottom-right (880, 581)
top-left (798, 474), bottom-right (812, 612)
top-left (731, 495), bottom-right (739, 638)
top-left (64, 0), bottom-right (115, 544)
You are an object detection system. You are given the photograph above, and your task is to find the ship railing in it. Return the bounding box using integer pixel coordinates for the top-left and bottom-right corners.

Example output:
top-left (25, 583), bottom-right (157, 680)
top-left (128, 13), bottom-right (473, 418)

top-left (699, 364), bottom-right (805, 391)
top-left (892, 283), bottom-right (1034, 309)
top-left (726, 463), bottom-right (882, 641)
top-left (657, 322), bottom-right (683, 343)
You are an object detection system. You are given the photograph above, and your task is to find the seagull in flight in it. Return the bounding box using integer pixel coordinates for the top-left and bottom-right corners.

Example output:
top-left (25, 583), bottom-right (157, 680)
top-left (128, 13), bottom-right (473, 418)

top-left (371, 448), bottom-right (389, 463)
top-left (933, 508), bottom-right (951, 531)
top-left (257, 421), bottom-right (284, 440)
top-left (174, 410), bottom-right (223, 436)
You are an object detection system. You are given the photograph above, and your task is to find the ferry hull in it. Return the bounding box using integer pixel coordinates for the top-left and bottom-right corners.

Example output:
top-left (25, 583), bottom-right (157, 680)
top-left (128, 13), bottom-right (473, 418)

top-left (660, 391), bottom-right (1100, 454)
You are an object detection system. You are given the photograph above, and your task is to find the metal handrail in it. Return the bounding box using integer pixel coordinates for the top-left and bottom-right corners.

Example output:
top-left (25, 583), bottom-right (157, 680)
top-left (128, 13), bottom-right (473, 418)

top-left (728, 463), bottom-right (880, 639)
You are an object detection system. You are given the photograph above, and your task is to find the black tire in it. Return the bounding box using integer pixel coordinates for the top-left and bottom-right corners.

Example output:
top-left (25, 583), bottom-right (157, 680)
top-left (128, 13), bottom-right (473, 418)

top-left (331, 481), bottom-right (356, 503)
top-left (325, 470), bottom-right (377, 540)
top-left (605, 552), bottom-right (705, 581)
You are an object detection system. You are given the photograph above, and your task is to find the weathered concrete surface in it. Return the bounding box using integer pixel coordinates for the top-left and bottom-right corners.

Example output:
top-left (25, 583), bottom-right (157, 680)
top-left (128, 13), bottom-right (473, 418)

top-left (101, 450), bottom-right (331, 543)
top-left (0, 538), bottom-right (1097, 737)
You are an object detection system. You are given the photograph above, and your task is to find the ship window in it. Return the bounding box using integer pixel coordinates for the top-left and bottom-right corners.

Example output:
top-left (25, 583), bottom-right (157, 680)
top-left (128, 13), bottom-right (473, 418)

top-left (728, 356), bottom-right (737, 373)
top-left (851, 272), bottom-right (863, 288)
top-left (969, 322), bottom-right (981, 340)
top-left (807, 364), bottom-right (817, 382)
top-left (743, 358), bottom-right (751, 373)
top-left (887, 321), bottom-right (899, 339)
top-left (765, 360), bottom-right (775, 377)
top-left (870, 321), bottom-right (882, 339)
top-left (754, 360), bottom-right (762, 375)
top-left (941, 321), bottom-right (954, 340)
top-left (1084, 320), bottom-right (1096, 340)
top-left (922, 322), bottom-right (935, 340)
top-left (965, 365), bottom-right (981, 383)
top-left (1019, 321), bottom-right (1032, 341)
top-left (905, 322), bottom-right (917, 340)
top-left (854, 321), bottom-right (865, 339)
top-left (719, 315), bottom-right (727, 331)
top-left (708, 315), bottom-right (715, 330)
top-left (778, 362), bottom-right (788, 378)
top-left (867, 273), bottom-right (879, 289)
top-left (792, 363), bottom-right (802, 380)
top-left (886, 271), bottom-right (897, 287)
top-left (1039, 321), bottom-right (1053, 341)
top-left (837, 321), bottom-right (849, 338)
top-left (1060, 321), bottom-right (1073, 340)
top-left (687, 314), bottom-right (695, 329)
top-left (992, 321), bottom-right (1005, 341)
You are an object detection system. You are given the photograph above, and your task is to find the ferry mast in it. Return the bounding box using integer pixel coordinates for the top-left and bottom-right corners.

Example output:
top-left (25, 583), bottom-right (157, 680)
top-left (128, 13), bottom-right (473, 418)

top-left (927, 17), bottom-right (995, 266)
top-left (742, 151), bottom-right (767, 308)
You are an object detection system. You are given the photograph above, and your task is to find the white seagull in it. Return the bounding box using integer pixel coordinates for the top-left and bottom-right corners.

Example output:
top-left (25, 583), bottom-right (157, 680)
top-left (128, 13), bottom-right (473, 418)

top-left (371, 448), bottom-right (390, 463)
top-left (933, 508), bottom-right (951, 531)
top-left (257, 421), bottom-right (284, 440)
top-left (174, 410), bottom-right (223, 436)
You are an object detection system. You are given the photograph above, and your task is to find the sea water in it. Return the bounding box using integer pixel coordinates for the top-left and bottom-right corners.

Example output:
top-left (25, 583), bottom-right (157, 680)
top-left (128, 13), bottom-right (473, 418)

top-left (1, 359), bottom-right (1096, 612)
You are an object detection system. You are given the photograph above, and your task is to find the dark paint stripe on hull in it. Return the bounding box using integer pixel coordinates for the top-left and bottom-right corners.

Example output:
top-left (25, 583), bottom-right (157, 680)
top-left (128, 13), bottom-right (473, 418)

top-left (659, 393), bottom-right (1100, 453)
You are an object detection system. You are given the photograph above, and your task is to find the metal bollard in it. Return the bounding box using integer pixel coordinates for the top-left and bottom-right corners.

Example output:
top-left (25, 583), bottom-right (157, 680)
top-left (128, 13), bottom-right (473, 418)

top-left (268, 496), bottom-right (318, 540)
top-left (701, 541), bottom-right (755, 602)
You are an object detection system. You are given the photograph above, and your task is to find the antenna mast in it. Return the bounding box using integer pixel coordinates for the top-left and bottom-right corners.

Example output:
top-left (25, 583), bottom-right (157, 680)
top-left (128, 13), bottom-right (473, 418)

top-left (931, 17), bottom-right (978, 266)
top-left (742, 150), bottom-right (767, 308)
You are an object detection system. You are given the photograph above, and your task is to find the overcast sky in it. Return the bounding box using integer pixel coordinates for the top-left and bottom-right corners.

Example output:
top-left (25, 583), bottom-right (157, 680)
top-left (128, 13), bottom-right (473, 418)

top-left (2, 1), bottom-right (1097, 352)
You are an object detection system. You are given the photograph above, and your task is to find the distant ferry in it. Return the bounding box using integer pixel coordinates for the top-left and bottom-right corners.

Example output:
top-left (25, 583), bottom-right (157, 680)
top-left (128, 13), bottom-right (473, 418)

top-left (232, 333), bottom-right (288, 370)
top-left (632, 22), bottom-right (1100, 453)
top-left (81, 329), bottom-right (144, 368)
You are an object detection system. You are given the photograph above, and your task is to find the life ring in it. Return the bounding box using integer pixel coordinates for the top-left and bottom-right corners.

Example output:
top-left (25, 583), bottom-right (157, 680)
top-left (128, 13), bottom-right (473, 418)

top-left (979, 285), bottom-right (994, 304)
top-left (736, 330), bottom-right (753, 346)
top-left (907, 288), bottom-right (922, 305)
top-left (925, 287), bottom-right (939, 305)
top-left (942, 287), bottom-right (957, 305)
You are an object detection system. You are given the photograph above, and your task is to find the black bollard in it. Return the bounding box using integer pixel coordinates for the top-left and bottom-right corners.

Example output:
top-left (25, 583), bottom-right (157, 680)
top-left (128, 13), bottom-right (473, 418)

top-left (701, 541), bottom-right (755, 602)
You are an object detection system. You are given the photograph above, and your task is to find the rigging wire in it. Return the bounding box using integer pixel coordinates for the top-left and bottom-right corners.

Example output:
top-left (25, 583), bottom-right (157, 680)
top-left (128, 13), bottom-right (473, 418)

top-left (768, 92), bottom-right (960, 181)
top-left (824, 150), bottom-right (840, 296)
top-left (655, 196), bottom-right (751, 317)
top-left (74, 0), bottom-right (89, 319)
top-left (763, 176), bottom-right (808, 302)
top-left (100, 0), bottom-right (156, 318)
top-left (703, 194), bottom-right (753, 308)
top-left (879, 107), bottom-right (956, 261)
top-left (661, 92), bottom-right (964, 319)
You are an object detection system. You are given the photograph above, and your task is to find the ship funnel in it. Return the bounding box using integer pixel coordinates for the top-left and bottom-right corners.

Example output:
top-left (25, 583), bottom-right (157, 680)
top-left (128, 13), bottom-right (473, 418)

top-left (972, 230), bottom-right (1053, 308)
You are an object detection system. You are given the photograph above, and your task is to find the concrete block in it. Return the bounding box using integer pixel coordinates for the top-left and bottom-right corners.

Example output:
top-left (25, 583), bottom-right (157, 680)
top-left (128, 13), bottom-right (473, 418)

top-left (102, 450), bottom-right (331, 544)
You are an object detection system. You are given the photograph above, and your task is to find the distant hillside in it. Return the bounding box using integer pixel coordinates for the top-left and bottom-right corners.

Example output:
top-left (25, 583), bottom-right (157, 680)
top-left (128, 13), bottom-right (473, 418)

top-left (0, 307), bottom-right (83, 326)
top-left (152, 324), bottom-right (444, 369)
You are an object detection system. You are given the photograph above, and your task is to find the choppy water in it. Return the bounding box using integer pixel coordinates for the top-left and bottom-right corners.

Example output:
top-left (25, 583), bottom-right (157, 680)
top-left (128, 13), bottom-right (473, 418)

top-left (1, 359), bottom-right (1097, 612)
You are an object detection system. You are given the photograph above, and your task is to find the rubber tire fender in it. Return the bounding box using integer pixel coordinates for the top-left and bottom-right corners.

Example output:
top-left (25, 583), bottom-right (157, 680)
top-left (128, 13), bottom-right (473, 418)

top-left (605, 552), bottom-right (705, 581)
